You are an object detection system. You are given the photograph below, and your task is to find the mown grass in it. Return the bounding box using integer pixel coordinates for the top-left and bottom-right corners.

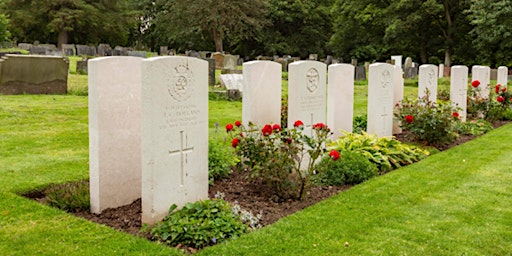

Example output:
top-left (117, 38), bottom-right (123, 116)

top-left (2, 73), bottom-right (511, 254)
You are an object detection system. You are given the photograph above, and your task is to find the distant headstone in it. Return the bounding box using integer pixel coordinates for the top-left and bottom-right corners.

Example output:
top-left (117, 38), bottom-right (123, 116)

top-left (288, 60), bottom-right (327, 133)
top-left (405, 67), bottom-right (418, 79)
top-left (325, 55), bottom-right (333, 65)
top-left (128, 51), bottom-right (147, 58)
top-left (76, 45), bottom-right (96, 56)
top-left (490, 69), bottom-right (498, 81)
top-left (404, 57), bottom-right (413, 70)
top-left (237, 58), bottom-right (244, 66)
top-left (211, 52), bottom-right (224, 69)
top-left (219, 74), bottom-right (243, 92)
top-left (29, 45), bottom-right (46, 55)
top-left (76, 60), bottom-right (88, 74)
top-left (113, 46), bottom-right (128, 56)
top-left (97, 44), bottom-right (112, 56)
top-left (309, 54), bottom-right (318, 61)
top-left (242, 61), bottom-right (282, 126)
top-left (205, 58), bottom-right (216, 86)
top-left (393, 65), bottom-right (404, 134)
top-left (62, 44), bottom-right (76, 56)
top-left (472, 65), bottom-right (491, 99)
top-left (327, 64), bottom-right (354, 139)
top-left (141, 56), bottom-right (208, 224)
top-left (438, 64), bottom-right (445, 78)
top-left (17, 43), bottom-right (32, 51)
top-left (223, 54), bottom-right (238, 71)
top-left (391, 55), bottom-right (402, 69)
top-left (351, 59), bottom-right (358, 66)
top-left (199, 51), bottom-right (209, 59)
top-left (0, 54), bottom-right (68, 94)
top-left (160, 46), bottom-right (169, 56)
top-left (367, 63), bottom-right (394, 137)
top-left (497, 66), bottom-right (508, 87)
top-left (450, 65), bottom-right (468, 122)
top-left (187, 50), bottom-right (201, 58)
top-left (418, 64), bottom-right (438, 102)
top-left (88, 56), bottom-right (142, 214)
top-left (355, 66), bottom-right (366, 80)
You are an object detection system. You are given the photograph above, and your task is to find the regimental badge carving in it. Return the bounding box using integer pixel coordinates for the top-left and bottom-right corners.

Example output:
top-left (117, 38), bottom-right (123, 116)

top-left (381, 70), bottom-right (391, 88)
top-left (168, 63), bottom-right (194, 102)
top-left (306, 68), bottom-right (319, 93)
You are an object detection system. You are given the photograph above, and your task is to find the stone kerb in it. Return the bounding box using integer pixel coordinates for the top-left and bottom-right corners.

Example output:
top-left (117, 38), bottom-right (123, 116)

top-left (141, 56), bottom-right (209, 224)
top-left (88, 56), bottom-right (143, 214)
top-left (0, 54), bottom-right (68, 94)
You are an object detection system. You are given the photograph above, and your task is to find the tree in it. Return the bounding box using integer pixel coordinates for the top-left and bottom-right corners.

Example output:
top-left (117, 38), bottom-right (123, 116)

top-left (0, 14), bottom-right (10, 43)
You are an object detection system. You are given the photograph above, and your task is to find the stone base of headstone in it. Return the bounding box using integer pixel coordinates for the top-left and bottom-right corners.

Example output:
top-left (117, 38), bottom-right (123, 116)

top-left (227, 89), bottom-right (242, 100)
top-left (221, 69), bottom-right (243, 74)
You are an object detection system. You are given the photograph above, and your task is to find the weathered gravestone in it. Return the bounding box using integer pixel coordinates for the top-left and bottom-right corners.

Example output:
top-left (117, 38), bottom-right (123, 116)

top-left (220, 73), bottom-right (243, 100)
top-left (405, 66), bottom-right (418, 79)
top-left (367, 63), bottom-right (394, 137)
top-left (309, 54), bottom-right (318, 61)
top-left (76, 45), bottom-right (97, 56)
top-left (204, 58), bottom-right (216, 86)
top-left (404, 57), bottom-right (413, 70)
top-left (288, 61), bottom-right (327, 132)
top-left (113, 46), bottom-right (128, 56)
top-left (211, 52), bottom-right (225, 69)
top-left (393, 65), bottom-right (404, 134)
top-left (97, 44), bottom-right (112, 56)
top-left (418, 64), bottom-right (439, 102)
top-left (0, 54), bottom-right (68, 94)
top-left (160, 46), bottom-right (169, 56)
top-left (355, 66), bottom-right (366, 80)
top-left (391, 55), bottom-right (402, 69)
top-left (223, 54), bottom-right (238, 71)
top-left (141, 56), bottom-right (208, 224)
top-left (29, 45), bottom-right (47, 55)
top-left (439, 64), bottom-right (445, 78)
top-left (128, 51), bottom-right (147, 58)
top-left (498, 66), bottom-right (508, 87)
top-left (472, 65), bottom-right (491, 99)
top-left (450, 65), bottom-right (468, 122)
top-left (62, 44), bottom-right (76, 56)
top-left (327, 63), bottom-right (354, 139)
top-left (88, 56), bottom-right (142, 214)
top-left (242, 61), bottom-right (282, 126)
top-left (17, 43), bottom-right (32, 51)
top-left (76, 59), bottom-right (88, 74)
top-left (491, 69), bottom-right (498, 80)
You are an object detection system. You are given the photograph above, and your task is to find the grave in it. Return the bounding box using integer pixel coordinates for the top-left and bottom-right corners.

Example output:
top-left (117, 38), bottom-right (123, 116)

top-left (97, 44), bottom-right (112, 56)
top-left (223, 54), bottom-right (238, 71)
top-left (62, 44), bottom-right (76, 56)
top-left (211, 52), bottom-right (225, 69)
top-left (128, 51), bottom-right (147, 58)
top-left (160, 46), bottom-right (169, 56)
top-left (497, 66), bottom-right (508, 87)
top-left (367, 63), bottom-right (394, 137)
top-left (405, 66), bottom-right (418, 79)
top-left (141, 56), bottom-right (209, 224)
top-left (219, 73), bottom-right (243, 100)
top-left (0, 54), bottom-right (68, 94)
top-left (76, 59), bottom-right (88, 74)
top-left (76, 44), bottom-right (97, 56)
top-left (355, 66), bottom-right (366, 80)
top-left (439, 64), bottom-right (445, 78)
top-left (404, 57), bottom-right (413, 70)
top-left (472, 65), bottom-right (490, 99)
top-left (17, 43), bottom-right (32, 51)
top-left (242, 61), bottom-right (282, 126)
top-left (205, 58), bottom-right (216, 86)
top-left (88, 56), bottom-right (143, 214)
top-left (393, 65), bottom-right (404, 134)
top-left (391, 55), bottom-right (402, 69)
top-left (309, 54), bottom-right (318, 61)
top-left (287, 60), bottom-right (327, 133)
top-left (327, 63), bottom-right (354, 139)
top-left (450, 65), bottom-right (468, 122)
top-left (418, 64), bottom-right (438, 102)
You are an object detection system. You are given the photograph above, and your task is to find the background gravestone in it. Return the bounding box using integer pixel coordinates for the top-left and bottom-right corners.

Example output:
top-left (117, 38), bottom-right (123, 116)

top-left (367, 63), bottom-right (394, 137)
top-left (141, 56), bottom-right (209, 224)
top-left (211, 52), bottom-right (225, 69)
top-left (327, 63), bottom-right (354, 139)
top-left (97, 44), bottom-right (112, 56)
top-left (62, 44), bottom-right (76, 56)
top-left (76, 59), bottom-right (88, 74)
top-left (355, 66), bottom-right (366, 80)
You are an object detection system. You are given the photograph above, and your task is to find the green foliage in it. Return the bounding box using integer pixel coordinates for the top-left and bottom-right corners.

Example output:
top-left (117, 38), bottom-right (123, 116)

top-left (315, 151), bottom-right (378, 186)
top-left (0, 14), bottom-right (11, 42)
top-left (352, 114), bottom-right (367, 134)
top-left (208, 140), bottom-right (237, 185)
top-left (41, 180), bottom-right (90, 212)
top-left (148, 199), bottom-right (249, 249)
top-left (468, 82), bottom-right (512, 122)
top-left (396, 95), bottom-right (461, 146)
top-left (454, 119), bottom-right (493, 136)
top-left (328, 131), bottom-right (430, 172)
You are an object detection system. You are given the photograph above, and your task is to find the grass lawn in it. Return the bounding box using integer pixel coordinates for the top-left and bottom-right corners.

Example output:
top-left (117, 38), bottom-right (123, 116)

top-left (1, 75), bottom-right (511, 255)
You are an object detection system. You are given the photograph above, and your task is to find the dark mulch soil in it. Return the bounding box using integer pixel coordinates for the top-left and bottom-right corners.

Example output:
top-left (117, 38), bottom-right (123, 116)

top-left (24, 120), bottom-right (509, 245)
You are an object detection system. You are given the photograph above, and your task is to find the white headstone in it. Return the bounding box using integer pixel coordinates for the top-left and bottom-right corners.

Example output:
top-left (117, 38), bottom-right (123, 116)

top-left (450, 65), bottom-right (468, 122)
top-left (288, 60), bottom-right (327, 133)
top-left (242, 61), bottom-right (282, 126)
top-left (88, 57), bottom-right (142, 214)
top-left (497, 66), bottom-right (508, 88)
top-left (367, 63), bottom-right (394, 137)
top-left (418, 64), bottom-right (439, 103)
top-left (327, 63), bottom-right (354, 139)
top-left (472, 65), bottom-right (491, 99)
top-left (141, 56), bottom-right (208, 224)
top-left (391, 55), bottom-right (403, 69)
top-left (219, 74), bottom-right (243, 92)
top-left (393, 65), bottom-right (404, 134)
top-left (439, 64), bottom-right (445, 78)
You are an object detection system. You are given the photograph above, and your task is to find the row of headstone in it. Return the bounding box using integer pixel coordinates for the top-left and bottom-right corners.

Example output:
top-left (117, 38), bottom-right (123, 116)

top-left (89, 56), bottom-right (209, 225)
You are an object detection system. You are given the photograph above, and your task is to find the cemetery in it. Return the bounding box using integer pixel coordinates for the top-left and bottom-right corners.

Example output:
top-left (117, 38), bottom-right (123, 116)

top-left (1, 1), bottom-right (512, 253)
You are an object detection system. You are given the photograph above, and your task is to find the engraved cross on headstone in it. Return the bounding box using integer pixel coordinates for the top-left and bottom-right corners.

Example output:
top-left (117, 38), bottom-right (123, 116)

top-left (305, 113), bottom-right (315, 136)
top-left (169, 131), bottom-right (194, 186)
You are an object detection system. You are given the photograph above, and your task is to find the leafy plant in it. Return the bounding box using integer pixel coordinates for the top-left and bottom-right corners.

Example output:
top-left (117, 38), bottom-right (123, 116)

top-left (42, 180), bottom-right (90, 212)
top-left (148, 199), bottom-right (250, 249)
top-left (209, 139), bottom-right (238, 185)
top-left (467, 80), bottom-right (512, 122)
top-left (315, 151), bottom-right (378, 185)
top-left (454, 119), bottom-right (493, 136)
top-left (352, 114), bottom-right (367, 134)
top-left (328, 131), bottom-right (430, 172)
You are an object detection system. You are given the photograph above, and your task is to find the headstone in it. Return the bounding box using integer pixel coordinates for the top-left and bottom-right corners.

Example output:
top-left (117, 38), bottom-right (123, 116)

top-left (367, 63), bottom-right (394, 137)
top-left (287, 61), bottom-right (327, 133)
top-left (128, 51), bottom-right (147, 58)
top-left (205, 58), bottom-right (216, 86)
top-left (76, 45), bottom-right (96, 56)
top-left (76, 60), bottom-right (88, 74)
top-left (186, 50), bottom-right (201, 58)
top-left (393, 65), bottom-right (404, 134)
top-left (497, 66), bottom-right (508, 87)
top-left (242, 61), bottom-right (282, 126)
top-left (472, 65), bottom-right (491, 99)
top-left (219, 74), bottom-right (243, 92)
top-left (327, 64), bottom-right (354, 139)
top-left (160, 46), bottom-right (169, 56)
top-left (355, 66), bottom-right (366, 80)
top-left (211, 52), bottom-right (224, 69)
top-left (199, 51), bottom-right (209, 59)
top-left (88, 56), bottom-right (142, 214)
top-left (351, 59), bottom-right (358, 66)
top-left (62, 44), bottom-right (76, 56)
top-left (113, 46), bottom-right (129, 56)
top-left (29, 45), bottom-right (46, 55)
top-left (405, 67), bottom-right (418, 79)
top-left (0, 54), bottom-right (68, 94)
top-left (309, 54), bottom-right (318, 61)
top-left (391, 55), bottom-right (402, 69)
top-left (17, 43), bottom-right (32, 51)
top-left (364, 62), bottom-right (370, 73)
top-left (141, 56), bottom-right (209, 224)
top-left (490, 69), bottom-right (497, 81)
top-left (439, 64), bottom-right (445, 78)
top-left (97, 44), bottom-right (112, 56)
top-left (450, 65), bottom-right (468, 122)
top-left (325, 55), bottom-right (333, 65)
top-left (404, 57), bottom-right (413, 70)
top-left (418, 64), bottom-right (438, 102)
top-left (223, 54), bottom-right (238, 71)
top-left (237, 58), bottom-right (244, 66)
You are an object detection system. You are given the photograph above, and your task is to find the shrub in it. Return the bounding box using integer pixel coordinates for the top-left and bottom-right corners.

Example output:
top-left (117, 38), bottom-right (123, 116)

top-left (148, 199), bottom-right (250, 249)
top-left (467, 81), bottom-right (512, 122)
top-left (328, 131), bottom-right (430, 173)
top-left (454, 119), bottom-right (493, 136)
top-left (42, 180), bottom-right (90, 212)
top-left (208, 139), bottom-right (238, 185)
top-left (352, 114), bottom-right (367, 134)
top-left (315, 151), bottom-right (378, 186)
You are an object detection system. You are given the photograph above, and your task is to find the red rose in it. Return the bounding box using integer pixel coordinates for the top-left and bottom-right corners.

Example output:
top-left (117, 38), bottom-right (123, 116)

top-left (262, 124), bottom-right (273, 136)
top-left (471, 80), bottom-right (480, 88)
top-left (497, 96), bottom-right (505, 103)
top-left (495, 84), bottom-right (501, 94)
top-left (294, 120), bottom-right (304, 128)
top-left (285, 138), bottom-right (293, 144)
top-left (234, 120), bottom-right (242, 127)
top-left (405, 115), bottom-right (414, 123)
top-left (312, 123), bottom-right (327, 130)
top-left (502, 87), bottom-right (507, 93)
top-left (329, 150), bottom-right (340, 161)
top-left (452, 112), bottom-right (459, 118)
top-left (226, 123), bottom-right (234, 132)
top-left (272, 124), bottom-right (281, 131)
top-left (231, 137), bottom-right (239, 147)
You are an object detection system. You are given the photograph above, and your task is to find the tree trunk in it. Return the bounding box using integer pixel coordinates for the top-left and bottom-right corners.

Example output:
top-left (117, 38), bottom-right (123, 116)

top-left (444, 48), bottom-right (451, 67)
top-left (58, 30), bottom-right (68, 49)
top-left (419, 45), bottom-right (428, 64)
top-left (212, 28), bottom-right (223, 52)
